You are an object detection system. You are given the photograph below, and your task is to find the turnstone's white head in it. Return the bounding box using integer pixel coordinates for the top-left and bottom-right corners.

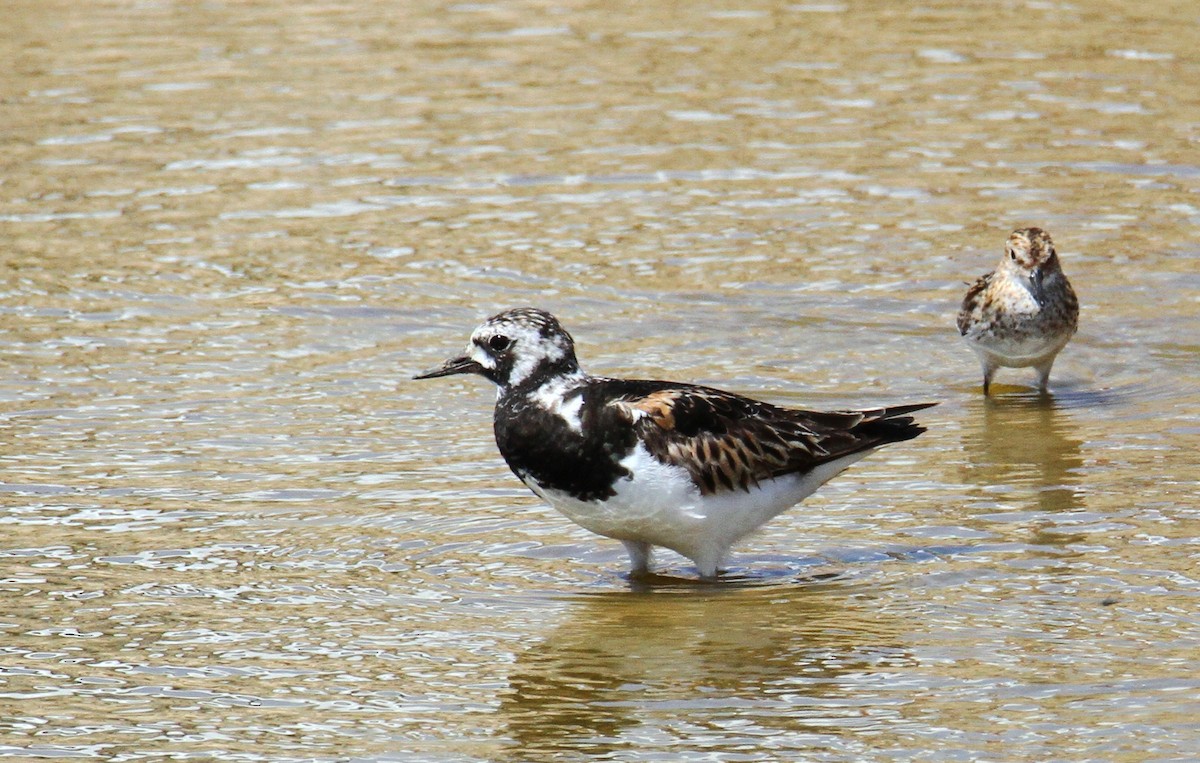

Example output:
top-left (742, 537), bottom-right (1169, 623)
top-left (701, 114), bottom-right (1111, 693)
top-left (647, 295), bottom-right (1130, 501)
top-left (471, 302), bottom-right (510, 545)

top-left (1001, 227), bottom-right (1060, 306)
top-left (414, 307), bottom-right (582, 391)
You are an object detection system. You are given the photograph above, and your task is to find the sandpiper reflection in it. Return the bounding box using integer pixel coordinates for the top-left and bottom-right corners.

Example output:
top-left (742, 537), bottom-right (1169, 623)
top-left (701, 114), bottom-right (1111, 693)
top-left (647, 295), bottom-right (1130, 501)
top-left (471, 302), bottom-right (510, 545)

top-left (961, 394), bottom-right (1085, 517)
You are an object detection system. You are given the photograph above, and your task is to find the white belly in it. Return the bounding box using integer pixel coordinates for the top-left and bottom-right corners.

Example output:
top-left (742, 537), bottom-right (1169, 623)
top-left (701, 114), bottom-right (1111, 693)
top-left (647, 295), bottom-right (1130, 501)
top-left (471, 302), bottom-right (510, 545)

top-left (521, 443), bottom-right (871, 567)
top-left (966, 330), bottom-right (1072, 368)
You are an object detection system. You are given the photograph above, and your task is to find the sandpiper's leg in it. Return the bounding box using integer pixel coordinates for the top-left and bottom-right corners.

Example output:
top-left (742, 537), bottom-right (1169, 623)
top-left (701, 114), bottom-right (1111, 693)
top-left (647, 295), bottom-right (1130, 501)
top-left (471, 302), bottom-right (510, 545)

top-left (1034, 358), bottom-right (1056, 393)
top-left (981, 359), bottom-right (998, 395)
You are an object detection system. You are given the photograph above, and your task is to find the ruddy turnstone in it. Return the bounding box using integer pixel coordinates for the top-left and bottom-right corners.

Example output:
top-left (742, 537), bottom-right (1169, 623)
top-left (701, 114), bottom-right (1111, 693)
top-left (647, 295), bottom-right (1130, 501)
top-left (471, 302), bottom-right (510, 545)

top-left (957, 227), bottom-right (1079, 394)
top-left (414, 307), bottom-right (935, 580)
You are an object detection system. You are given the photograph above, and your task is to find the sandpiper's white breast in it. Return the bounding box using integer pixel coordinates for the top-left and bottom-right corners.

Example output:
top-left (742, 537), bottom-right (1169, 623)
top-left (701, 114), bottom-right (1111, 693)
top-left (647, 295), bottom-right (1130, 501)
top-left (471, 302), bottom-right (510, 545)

top-left (963, 271), bottom-right (1075, 366)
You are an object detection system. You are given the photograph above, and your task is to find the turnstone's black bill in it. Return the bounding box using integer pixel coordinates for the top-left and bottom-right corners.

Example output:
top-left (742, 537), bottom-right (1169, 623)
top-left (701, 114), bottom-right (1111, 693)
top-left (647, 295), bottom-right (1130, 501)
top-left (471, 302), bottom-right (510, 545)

top-left (415, 307), bottom-right (936, 580)
top-left (957, 227), bottom-right (1080, 394)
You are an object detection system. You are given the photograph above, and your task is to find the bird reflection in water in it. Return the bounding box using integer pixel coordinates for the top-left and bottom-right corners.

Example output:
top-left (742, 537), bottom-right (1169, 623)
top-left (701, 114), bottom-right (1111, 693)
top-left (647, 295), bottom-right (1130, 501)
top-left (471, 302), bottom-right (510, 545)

top-left (961, 393), bottom-right (1086, 518)
top-left (494, 583), bottom-right (910, 760)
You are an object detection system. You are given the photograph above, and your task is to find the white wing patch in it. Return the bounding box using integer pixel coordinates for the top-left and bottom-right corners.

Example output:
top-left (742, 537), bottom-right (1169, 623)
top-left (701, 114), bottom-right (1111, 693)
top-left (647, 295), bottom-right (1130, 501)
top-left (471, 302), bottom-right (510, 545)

top-left (612, 400), bottom-right (648, 423)
top-left (529, 373), bottom-right (587, 432)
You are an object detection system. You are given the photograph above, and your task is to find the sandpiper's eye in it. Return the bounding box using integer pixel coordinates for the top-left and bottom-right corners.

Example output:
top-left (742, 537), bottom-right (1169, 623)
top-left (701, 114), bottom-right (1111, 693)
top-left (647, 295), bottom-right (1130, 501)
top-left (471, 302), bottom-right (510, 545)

top-left (1009, 251), bottom-right (1017, 261)
top-left (488, 335), bottom-right (511, 352)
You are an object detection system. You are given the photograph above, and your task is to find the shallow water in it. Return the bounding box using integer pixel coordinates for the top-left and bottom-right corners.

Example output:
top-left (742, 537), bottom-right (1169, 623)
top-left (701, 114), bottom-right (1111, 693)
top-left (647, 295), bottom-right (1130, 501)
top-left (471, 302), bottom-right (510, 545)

top-left (2, 0), bottom-right (1198, 760)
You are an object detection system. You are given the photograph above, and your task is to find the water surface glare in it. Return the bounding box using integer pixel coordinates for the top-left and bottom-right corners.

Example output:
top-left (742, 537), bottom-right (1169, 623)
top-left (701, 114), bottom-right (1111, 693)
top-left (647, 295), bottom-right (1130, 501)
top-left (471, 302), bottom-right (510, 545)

top-left (2, 0), bottom-right (1198, 761)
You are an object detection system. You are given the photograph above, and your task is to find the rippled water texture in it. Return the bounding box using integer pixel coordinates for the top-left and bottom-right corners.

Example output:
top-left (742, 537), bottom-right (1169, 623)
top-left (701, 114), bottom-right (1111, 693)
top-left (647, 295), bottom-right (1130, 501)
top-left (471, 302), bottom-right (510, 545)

top-left (2, 1), bottom-right (1199, 760)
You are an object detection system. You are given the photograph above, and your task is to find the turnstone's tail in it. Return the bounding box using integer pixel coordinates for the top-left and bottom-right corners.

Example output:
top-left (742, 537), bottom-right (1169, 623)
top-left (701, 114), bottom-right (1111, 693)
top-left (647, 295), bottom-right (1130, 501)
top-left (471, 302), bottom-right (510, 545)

top-left (831, 402), bottom-right (935, 445)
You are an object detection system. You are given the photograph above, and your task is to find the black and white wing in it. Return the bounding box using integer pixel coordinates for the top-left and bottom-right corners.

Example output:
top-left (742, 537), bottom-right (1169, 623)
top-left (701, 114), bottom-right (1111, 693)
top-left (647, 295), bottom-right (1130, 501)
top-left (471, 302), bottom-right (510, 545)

top-left (604, 381), bottom-right (934, 496)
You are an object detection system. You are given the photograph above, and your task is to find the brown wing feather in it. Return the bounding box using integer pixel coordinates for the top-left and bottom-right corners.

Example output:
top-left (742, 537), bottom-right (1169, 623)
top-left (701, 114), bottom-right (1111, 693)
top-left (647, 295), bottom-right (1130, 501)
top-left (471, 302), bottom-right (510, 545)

top-left (612, 386), bottom-right (933, 496)
top-left (957, 271), bottom-right (994, 335)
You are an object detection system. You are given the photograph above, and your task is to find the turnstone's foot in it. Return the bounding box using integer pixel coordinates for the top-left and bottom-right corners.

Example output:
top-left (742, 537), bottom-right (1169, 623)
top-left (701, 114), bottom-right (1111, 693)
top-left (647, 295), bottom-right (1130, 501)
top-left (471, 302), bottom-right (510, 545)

top-left (416, 307), bottom-right (936, 580)
top-left (956, 227), bottom-right (1080, 395)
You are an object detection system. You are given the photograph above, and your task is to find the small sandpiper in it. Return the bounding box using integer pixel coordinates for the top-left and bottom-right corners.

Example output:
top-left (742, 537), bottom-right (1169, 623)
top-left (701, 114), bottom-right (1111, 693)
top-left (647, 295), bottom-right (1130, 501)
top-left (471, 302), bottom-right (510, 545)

top-left (957, 227), bottom-right (1079, 394)
top-left (415, 307), bottom-right (935, 579)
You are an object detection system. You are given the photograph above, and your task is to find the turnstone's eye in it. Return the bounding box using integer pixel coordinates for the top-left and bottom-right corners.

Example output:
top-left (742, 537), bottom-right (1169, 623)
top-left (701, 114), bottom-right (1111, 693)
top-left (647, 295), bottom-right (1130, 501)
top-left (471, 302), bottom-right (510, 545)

top-left (488, 335), bottom-right (511, 352)
top-left (1009, 251), bottom-right (1017, 261)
